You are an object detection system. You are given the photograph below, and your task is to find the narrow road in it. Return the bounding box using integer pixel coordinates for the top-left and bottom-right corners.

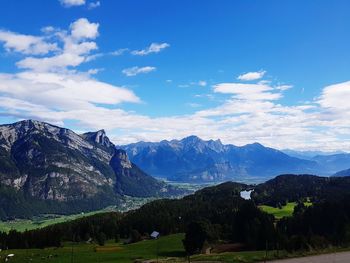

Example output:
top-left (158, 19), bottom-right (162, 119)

top-left (267, 251), bottom-right (350, 263)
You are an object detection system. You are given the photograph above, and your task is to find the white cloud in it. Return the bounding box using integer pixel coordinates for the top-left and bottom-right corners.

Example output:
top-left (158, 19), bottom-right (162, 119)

top-left (318, 81), bottom-right (350, 111)
top-left (0, 30), bottom-right (58, 55)
top-left (70, 18), bottom-right (99, 40)
top-left (88, 1), bottom-right (100, 9)
top-left (122, 66), bottom-right (156, 77)
top-left (237, 70), bottom-right (266, 81)
top-left (59, 0), bottom-right (86, 7)
top-left (87, 68), bottom-right (103, 75)
top-left (110, 48), bottom-right (128, 56)
top-left (17, 53), bottom-right (85, 71)
top-left (214, 83), bottom-right (282, 101)
top-left (131, 42), bottom-right (169, 56)
top-left (16, 18), bottom-right (100, 72)
top-left (0, 71), bottom-right (140, 129)
top-left (41, 26), bottom-right (56, 34)
top-left (179, 80), bottom-right (207, 88)
top-left (276, 84), bottom-right (293, 91)
top-left (0, 72), bottom-right (139, 107)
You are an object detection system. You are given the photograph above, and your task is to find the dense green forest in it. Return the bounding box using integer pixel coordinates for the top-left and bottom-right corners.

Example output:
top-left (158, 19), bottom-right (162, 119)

top-left (252, 174), bottom-right (350, 206)
top-left (2, 174), bottom-right (350, 256)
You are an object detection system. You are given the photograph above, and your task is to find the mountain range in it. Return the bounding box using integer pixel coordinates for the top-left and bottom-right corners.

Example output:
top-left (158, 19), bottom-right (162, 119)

top-left (120, 136), bottom-right (350, 182)
top-left (120, 136), bottom-right (317, 182)
top-left (0, 120), bottom-right (180, 218)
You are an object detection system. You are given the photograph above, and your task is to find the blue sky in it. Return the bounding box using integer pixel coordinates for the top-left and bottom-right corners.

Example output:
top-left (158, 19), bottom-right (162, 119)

top-left (0, 0), bottom-right (350, 151)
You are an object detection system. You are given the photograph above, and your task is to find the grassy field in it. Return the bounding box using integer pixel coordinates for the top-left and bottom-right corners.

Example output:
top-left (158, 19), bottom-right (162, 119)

top-left (0, 233), bottom-right (348, 263)
top-left (259, 201), bottom-right (312, 219)
top-left (0, 233), bottom-right (185, 263)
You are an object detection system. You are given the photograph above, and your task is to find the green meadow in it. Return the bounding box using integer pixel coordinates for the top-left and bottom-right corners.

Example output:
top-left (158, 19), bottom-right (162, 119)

top-left (0, 234), bottom-right (185, 263)
top-left (0, 210), bottom-right (106, 233)
top-left (259, 201), bottom-right (312, 219)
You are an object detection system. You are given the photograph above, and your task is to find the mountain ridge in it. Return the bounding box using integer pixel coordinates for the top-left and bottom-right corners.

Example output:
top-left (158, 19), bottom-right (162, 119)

top-left (119, 135), bottom-right (321, 182)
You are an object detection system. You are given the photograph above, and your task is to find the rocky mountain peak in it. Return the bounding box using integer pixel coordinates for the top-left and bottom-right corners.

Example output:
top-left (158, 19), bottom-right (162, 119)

top-left (181, 135), bottom-right (202, 144)
top-left (82, 129), bottom-right (113, 148)
top-left (13, 119), bottom-right (54, 131)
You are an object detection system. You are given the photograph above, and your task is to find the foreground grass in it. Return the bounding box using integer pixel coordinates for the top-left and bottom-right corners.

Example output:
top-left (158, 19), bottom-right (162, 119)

top-left (1, 233), bottom-right (349, 263)
top-left (0, 233), bottom-right (185, 263)
top-left (259, 201), bottom-right (312, 219)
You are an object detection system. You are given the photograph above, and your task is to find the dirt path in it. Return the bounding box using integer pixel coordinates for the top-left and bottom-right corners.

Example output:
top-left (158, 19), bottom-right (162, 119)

top-left (266, 251), bottom-right (350, 263)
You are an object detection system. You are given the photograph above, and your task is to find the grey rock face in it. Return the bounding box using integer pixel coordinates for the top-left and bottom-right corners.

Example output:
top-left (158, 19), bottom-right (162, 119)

top-left (0, 120), bottom-right (173, 203)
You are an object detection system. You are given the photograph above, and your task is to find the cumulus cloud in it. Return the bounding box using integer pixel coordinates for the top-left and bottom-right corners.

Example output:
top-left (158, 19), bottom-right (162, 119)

top-left (131, 42), bottom-right (169, 56)
top-left (70, 18), bottom-right (99, 40)
top-left (237, 70), bottom-right (266, 81)
top-left (0, 71), bottom-right (140, 130)
top-left (318, 81), bottom-right (350, 111)
top-left (15, 18), bottom-right (100, 72)
top-left (0, 17), bottom-right (142, 133)
top-left (122, 66), bottom-right (156, 76)
top-left (0, 30), bottom-right (58, 55)
top-left (59, 0), bottom-right (86, 7)
top-left (0, 72), bottom-right (139, 107)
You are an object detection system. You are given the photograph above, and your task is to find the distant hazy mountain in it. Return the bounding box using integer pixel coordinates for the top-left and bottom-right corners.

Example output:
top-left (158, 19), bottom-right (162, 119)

top-left (282, 149), bottom-right (345, 160)
top-left (333, 168), bottom-right (350, 177)
top-left (283, 150), bottom-right (350, 174)
top-left (0, 120), bottom-right (180, 218)
top-left (119, 136), bottom-right (320, 182)
top-left (312, 154), bottom-right (350, 174)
